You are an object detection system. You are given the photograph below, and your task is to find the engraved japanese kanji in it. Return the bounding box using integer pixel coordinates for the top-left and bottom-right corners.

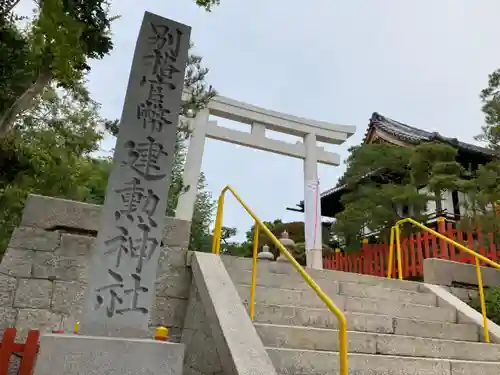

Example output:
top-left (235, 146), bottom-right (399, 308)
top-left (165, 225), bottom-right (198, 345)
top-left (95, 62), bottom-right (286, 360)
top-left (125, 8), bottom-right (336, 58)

top-left (116, 273), bottom-right (149, 315)
top-left (142, 22), bottom-right (183, 90)
top-left (123, 136), bottom-right (169, 180)
top-left (95, 269), bottom-right (124, 318)
top-left (114, 177), bottom-right (160, 227)
top-left (104, 224), bottom-right (159, 273)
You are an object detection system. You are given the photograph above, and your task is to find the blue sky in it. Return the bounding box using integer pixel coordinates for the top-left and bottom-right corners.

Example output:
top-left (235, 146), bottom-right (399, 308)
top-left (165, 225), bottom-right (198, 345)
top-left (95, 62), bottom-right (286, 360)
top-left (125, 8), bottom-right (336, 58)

top-left (16, 0), bottom-right (500, 241)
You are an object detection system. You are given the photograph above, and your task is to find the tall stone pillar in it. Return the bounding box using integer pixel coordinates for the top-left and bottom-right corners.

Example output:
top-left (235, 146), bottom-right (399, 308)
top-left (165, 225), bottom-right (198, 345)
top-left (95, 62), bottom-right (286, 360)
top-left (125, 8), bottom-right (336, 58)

top-left (34, 11), bottom-right (191, 375)
top-left (303, 132), bottom-right (323, 269)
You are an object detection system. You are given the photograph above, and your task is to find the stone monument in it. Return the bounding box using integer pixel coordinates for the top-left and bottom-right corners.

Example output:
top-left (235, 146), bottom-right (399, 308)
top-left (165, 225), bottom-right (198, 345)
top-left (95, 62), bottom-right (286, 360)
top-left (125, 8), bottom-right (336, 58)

top-left (276, 231), bottom-right (296, 262)
top-left (34, 11), bottom-right (190, 375)
top-left (257, 244), bottom-right (274, 260)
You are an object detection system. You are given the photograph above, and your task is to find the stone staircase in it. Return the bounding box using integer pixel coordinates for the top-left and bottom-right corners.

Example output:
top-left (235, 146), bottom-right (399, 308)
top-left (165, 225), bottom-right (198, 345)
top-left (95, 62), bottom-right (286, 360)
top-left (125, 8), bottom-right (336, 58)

top-left (222, 256), bottom-right (500, 375)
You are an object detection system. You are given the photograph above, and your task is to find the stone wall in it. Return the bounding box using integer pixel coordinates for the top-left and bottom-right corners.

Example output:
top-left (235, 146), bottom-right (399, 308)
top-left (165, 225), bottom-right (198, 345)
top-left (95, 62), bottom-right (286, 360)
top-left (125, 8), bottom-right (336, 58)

top-left (182, 282), bottom-right (224, 375)
top-left (0, 194), bottom-right (192, 342)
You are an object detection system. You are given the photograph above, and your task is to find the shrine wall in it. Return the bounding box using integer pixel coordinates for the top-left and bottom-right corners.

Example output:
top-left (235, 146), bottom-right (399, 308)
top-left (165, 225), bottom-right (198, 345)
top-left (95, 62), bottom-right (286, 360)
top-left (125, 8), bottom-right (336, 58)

top-left (0, 194), bottom-right (192, 342)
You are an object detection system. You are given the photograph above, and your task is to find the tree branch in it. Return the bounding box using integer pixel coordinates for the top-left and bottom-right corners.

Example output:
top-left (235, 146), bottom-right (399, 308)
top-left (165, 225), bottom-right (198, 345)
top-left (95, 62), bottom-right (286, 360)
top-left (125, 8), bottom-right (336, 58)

top-left (0, 68), bottom-right (52, 137)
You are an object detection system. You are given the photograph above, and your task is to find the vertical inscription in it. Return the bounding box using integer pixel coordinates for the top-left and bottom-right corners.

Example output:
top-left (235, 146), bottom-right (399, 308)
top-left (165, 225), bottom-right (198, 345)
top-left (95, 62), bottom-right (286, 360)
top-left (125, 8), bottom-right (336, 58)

top-left (82, 12), bottom-right (191, 335)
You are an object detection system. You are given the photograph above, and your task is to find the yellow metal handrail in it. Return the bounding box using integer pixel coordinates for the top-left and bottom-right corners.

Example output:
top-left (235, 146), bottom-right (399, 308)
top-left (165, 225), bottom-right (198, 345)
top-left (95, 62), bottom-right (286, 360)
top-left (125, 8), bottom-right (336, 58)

top-left (387, 217), bottom-right (500, 343)
top-left (211, 185), bottom-right (348, 375)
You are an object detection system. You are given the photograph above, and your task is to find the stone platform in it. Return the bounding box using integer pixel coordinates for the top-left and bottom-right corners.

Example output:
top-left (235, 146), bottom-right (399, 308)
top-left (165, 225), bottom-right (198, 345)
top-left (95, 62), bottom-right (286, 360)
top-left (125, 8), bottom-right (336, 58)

top-left (33, 333), bottom-right (184, 375)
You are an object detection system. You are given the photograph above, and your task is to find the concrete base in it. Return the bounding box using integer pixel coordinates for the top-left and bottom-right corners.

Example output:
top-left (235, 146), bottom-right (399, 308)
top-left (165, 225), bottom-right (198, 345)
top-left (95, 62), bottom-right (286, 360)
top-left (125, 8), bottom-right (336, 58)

top-left (34, 334), bottom-right (184, 375)
top-left (306, 248), bottom-right (323, 269)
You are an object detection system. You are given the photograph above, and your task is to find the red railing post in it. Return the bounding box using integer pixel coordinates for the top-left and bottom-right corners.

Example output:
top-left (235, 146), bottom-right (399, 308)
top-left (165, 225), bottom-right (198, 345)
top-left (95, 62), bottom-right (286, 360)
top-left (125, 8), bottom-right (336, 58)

top-left (0, 328), bottom-right (16, 375)
top-left (19, 330), bottom-right (40, 375)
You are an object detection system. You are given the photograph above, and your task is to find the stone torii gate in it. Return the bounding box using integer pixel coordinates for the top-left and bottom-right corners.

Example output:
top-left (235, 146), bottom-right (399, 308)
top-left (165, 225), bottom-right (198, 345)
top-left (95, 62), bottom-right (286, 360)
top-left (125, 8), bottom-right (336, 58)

top-left (176, 95), bottom-right (355, 269)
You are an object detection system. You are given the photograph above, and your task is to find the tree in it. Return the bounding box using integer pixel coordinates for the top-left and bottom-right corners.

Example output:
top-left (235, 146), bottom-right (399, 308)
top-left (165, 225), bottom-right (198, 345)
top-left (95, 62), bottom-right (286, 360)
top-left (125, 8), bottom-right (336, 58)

top-left (330, 142), bottom-right (468, 250)
top-left (194, 0), bottom-right (220, 11)
top-left (477, 69), bottom-right (500, 153)
top-left (0, 2), bottom-right (218, 257)
top-left (0, 86), bottom-right (111, 254)
top-left (0, 0), bottom-right (115, 137)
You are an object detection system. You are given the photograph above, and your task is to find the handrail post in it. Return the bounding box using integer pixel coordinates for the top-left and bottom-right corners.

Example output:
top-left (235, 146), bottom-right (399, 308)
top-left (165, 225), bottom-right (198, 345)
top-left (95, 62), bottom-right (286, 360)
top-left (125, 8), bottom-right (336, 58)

top-left (475, 257), bottom-right (490, 343)
top-left (395, 217), bottom-right (500, 344)
top-left (395, 224), bottom-right (403, 280)
top-left (211, 185), bottom-right (349, 373)
top-left (212, 193), bottom-right (226, 255)
top-left (387, 226), bottom-right (395, 279)
top-left (249, 223), bottom-right (259, 321)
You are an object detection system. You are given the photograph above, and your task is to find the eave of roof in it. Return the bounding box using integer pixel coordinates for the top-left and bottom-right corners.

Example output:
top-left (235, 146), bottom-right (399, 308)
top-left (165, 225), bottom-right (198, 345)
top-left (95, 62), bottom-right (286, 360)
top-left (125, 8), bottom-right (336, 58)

top-left (366, 112), bottom-right (497, 157)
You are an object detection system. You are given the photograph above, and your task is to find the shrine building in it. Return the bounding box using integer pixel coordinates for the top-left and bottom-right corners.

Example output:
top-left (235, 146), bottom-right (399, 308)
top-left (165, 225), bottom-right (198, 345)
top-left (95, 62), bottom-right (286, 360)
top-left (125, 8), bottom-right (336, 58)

top-left (288, 112), bottom-right (497, 240)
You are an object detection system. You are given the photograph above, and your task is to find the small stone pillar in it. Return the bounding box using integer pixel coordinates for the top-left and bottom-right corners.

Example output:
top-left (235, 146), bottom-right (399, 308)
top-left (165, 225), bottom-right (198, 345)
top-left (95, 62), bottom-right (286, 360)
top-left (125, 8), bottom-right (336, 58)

top-left (257, 244), bottom-right (274, 261)
top-left (276, 231), bottom-right (296, 263)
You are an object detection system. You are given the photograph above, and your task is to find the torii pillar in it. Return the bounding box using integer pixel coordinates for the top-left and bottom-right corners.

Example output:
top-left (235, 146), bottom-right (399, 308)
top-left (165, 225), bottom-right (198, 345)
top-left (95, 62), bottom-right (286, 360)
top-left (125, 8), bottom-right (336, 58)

top-left (176, 95), bottom-right (355, 269)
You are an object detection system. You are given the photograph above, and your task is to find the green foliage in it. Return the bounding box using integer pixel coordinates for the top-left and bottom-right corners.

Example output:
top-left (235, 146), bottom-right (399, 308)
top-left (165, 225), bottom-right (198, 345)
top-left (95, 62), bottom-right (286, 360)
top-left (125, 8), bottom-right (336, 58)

top-left (470, 287), bottom-right (500, 326)
top-left (0, 3), bottom-right (219, 256)
top-left (477, 69), bottom-right (500, 153)
top-left (194, 0), bottom-right (220, 11)
top-left (0, 87), bottom-right (110, 254)
top-left (331, 142), bottom-right (472, 250)
top-left (0, 0), bottom-right (115, 136)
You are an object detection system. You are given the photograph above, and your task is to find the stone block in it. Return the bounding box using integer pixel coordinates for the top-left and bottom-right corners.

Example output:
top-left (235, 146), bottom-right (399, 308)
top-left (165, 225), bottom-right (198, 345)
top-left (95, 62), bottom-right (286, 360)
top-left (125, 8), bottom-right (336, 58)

top-left (9, 227), bottom-right (60, 252)
top-left (33, 334), bottom-right (185, 375)
top-left (0, 274), bottom-right (16, 307)
top-left (182, 325), bottom-right (223, 375)
top-left (162, 218), bottom-right (191, 248)
top-left (339, 281), bottom-right (437, 306)
top-left (14, 279), bottom-right (53, 309)
top-left (0, 291), bottom-right (13, 307)
top-left (21, 194), bottom-right (101, 231)
top-left (59, 233), bottom-right (95, 256)
top-left (0, 307), bottom-right (17, 331)
top-left (237, 284), bottom-right (345, 309)
top-left (51, 281), bottom-right (86, 316)
top-left (0, 248), bottom-right (35, 277)
top-left (450, 286), bottom-right (474, 302)
top-left (32, 253), bottom-right (88, 282)
top-left (345, 296), bottom-right (456, 322)
top-left (191, 252), bottom-right (277, 375)
top-left (451, 361), bottom-right (500, 375)
top-left (393, 317), bottom-right (479, 341)
top-left (155, 266), bottom-right (191, 299)
top-left (15, 309), bottom-right (63, 340)
top-left (255, 323), bottom-right (376, 354)
top-left (375, 332), bottom-right (500, 362)
top-left (267, 348), bottom-right (451, 375)
top-left (157, 246), bottom-right (188, 270)
top-left (150, 296), bottom-right (188, 328)
top-left (424, 258), bottom-right (500, 287)
top-left (183, 283), bottom-right (207, 330)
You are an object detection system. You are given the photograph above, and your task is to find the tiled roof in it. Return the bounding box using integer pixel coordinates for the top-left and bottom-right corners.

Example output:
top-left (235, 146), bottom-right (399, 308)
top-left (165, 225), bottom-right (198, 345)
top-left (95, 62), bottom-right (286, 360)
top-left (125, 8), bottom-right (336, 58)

top-left (367, 112), bottom-right (496, 156)
top-left (320, 112), bottom-right (496, 201)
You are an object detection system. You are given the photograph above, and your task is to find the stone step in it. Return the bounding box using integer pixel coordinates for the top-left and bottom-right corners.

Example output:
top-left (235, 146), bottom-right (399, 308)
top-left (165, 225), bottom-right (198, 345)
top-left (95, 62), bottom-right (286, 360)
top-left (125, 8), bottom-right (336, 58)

top-left (223, 255), bottom-right (424, 292)
top-left (256, 323), bottom-right (499, 362)
top-left (339, 281), bottom-right (437, 306)
top-left (252, 303), bottom-right (479, 342)
top-left (229, 269), bottom-right (436, 305)
top-left (267, 347), bottom-right (500, 375)
top-left (238, 286), bottom-right (456, 322)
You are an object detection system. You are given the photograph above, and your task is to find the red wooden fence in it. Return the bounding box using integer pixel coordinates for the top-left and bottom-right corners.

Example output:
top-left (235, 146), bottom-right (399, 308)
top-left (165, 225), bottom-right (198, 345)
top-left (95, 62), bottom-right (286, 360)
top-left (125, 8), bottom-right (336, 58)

top-left (0, 328), bottom-right (39, 375)
top-left (323, 221), bottom-right (500, 279)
